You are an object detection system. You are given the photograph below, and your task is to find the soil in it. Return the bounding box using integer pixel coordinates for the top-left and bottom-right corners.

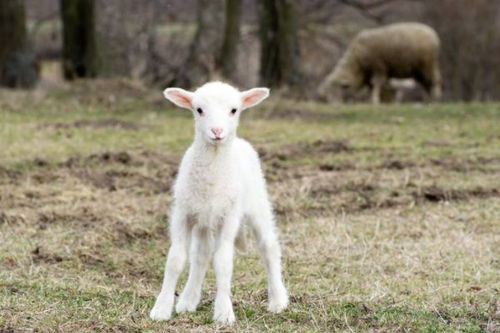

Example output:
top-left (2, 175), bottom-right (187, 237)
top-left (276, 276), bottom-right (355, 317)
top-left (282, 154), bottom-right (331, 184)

top-left (1, 144), bottom-right (499, 232)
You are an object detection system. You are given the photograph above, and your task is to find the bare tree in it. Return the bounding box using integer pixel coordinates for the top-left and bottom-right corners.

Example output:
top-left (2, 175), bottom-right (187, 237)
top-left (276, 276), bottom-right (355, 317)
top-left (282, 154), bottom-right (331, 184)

top-left (424, 0), bottom-right (500, 101)
top-left (95, 0), bottom-right (156, 79)
top-left (217, 0), bottom-right (243, 83)
top-left (174, 0), bottom-right (225, 88)
top-left (0, 0), bottom-right (39, 88)
top-left (337, 0), bottom-right (397, 23)
top-left (258, 0), bottom-right (303, 88)
top-left (60, 0), bottom-right (98, 79)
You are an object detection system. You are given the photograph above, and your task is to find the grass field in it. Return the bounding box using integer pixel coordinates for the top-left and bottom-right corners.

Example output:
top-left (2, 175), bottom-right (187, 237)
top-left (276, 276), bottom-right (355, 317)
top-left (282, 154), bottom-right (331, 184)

top-left (1, 80), bottom-right (499, 332)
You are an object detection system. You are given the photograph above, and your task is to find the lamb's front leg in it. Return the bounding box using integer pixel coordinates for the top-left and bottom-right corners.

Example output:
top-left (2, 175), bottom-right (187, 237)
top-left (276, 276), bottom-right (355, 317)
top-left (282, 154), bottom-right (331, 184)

top-left (176, 225), bottom-right (212, 313)
top-left (212, 212), bottom-right (241, 325)
top-left (150, 208), bottom-right (189, 321)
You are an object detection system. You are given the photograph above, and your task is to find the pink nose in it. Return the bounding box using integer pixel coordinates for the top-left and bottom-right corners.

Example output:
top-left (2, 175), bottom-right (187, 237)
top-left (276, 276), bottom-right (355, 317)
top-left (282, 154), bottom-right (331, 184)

top-left (211, 128), bottom-right (223, 137)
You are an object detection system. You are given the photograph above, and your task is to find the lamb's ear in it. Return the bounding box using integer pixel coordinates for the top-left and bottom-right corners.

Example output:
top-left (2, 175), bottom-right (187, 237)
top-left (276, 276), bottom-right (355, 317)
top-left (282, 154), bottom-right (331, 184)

top-left (163, 88), bottom-right (194, 110)
top-left (240, 88), bottom-right (270, 110)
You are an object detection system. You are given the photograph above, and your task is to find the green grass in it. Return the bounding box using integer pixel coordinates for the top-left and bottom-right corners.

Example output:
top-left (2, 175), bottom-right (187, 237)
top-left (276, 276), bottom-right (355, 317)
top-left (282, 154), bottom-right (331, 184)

top-left (1, 80), bottom-right (499, 332)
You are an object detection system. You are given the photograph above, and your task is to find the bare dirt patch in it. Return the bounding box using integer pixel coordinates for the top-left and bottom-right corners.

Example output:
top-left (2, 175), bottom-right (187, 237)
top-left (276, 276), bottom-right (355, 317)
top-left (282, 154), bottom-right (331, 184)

top-left (262, 142), bottom-right (500, 186)
top-left (416, 186), bottom-right (500, 203)
top-left (0, 212), bottom-right (26, 226)
top-left (0, 150), bottom-right (177, 242)
top-left (379, 159), bottom-right (418, 170)
top-left (0, 168), bottom-right (22, 187)
top-left (2, 144), bottom-right (498, 236)
top-left (306, 180), bottom-right (500, 215)
top-left (259, 139), bottom-right (353, 162)
top-left (60, 150), bottom-right (179, 169)
top-left (259, 139), bottom-right (355, 179)
top-left (31, 246), bottom-right (64, 264)
top-left (62, 151), bottom-right (176, 193)
top-left (429, 156), bottom-right (500, 173)
top-left (2, 147), bottom-right (498, 217)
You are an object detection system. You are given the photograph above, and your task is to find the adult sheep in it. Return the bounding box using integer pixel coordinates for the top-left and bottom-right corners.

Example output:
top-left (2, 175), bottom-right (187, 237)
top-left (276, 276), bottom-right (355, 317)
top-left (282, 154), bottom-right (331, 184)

top-left (319, 22), bottom-right (442, 104)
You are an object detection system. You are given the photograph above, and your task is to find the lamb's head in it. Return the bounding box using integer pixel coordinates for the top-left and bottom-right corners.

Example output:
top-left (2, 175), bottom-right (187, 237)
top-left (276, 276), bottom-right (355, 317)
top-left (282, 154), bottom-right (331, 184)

top-left (163, 81), bottom-right (269, 145)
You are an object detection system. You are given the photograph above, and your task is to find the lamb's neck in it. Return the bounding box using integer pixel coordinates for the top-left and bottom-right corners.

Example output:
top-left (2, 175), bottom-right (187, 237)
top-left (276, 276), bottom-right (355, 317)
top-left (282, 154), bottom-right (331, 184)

top-left (191, 136), bottom-right (234, 163)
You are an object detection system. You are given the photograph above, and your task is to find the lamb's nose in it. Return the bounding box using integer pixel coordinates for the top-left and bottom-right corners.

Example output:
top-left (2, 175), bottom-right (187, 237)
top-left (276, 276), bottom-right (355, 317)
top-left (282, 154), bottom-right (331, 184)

top-left (211, 128), bottom-right (223, 137)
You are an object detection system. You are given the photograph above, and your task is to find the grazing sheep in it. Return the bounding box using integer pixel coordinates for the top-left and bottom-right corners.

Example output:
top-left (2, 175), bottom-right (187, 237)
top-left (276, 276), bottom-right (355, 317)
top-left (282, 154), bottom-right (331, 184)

top-left (319, 22), bottom-right (442, 104)
top-left (149, 82), bottom-right (288, 325)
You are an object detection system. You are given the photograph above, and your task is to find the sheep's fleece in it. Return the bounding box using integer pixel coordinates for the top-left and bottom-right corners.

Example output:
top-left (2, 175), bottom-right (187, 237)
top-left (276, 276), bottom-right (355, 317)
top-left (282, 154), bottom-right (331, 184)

top-left (320, 22), bottom-right (442, 104)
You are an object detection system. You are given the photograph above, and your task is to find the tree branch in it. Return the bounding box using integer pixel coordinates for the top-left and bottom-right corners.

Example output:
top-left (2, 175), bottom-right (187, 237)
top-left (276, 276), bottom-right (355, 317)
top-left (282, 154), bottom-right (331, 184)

top-left (338, 0), bottom-right (398, 10)
top-left (337, 0), bottom-right (402, 23)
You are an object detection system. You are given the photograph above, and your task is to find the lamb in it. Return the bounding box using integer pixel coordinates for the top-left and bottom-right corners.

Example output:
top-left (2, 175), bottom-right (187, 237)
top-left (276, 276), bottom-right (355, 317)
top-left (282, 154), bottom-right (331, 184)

top-left (149, 82), bottom-right (289, 325)
top-left (319, 22), bottom-right (442, 104)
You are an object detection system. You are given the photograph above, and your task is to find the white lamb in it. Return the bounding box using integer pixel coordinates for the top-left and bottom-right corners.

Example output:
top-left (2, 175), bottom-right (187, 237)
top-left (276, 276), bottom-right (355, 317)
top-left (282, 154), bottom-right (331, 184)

top-left (149, 82), bottom-right (289, 324)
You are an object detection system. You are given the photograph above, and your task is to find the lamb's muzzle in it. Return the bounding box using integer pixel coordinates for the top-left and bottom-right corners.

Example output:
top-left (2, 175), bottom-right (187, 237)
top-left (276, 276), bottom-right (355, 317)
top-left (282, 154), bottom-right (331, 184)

top-left (210, 127), bottom-right (224, 141)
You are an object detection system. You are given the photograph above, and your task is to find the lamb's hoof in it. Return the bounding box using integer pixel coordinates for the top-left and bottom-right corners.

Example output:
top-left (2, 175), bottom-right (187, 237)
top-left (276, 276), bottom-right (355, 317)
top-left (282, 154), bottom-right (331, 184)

top-left (268, 292), bottom-right (289, 313)
top-left (213, 298), bottom-right (236, 325)
top-left (175, 294), bottom-right (199, 313)
top-left (213, 309), bottom-right (236, 325)
top-left (150, 302), bottom-right (173, 321)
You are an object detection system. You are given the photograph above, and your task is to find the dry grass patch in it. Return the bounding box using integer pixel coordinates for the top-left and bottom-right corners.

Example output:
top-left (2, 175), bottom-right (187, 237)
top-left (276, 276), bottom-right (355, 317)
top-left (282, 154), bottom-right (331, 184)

top-left (1, 83), bottom-right (499, 331)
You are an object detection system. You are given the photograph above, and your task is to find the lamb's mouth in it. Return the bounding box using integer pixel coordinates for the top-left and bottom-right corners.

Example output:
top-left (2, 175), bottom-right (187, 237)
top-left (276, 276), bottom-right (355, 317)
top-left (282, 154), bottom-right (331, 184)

top-left (211, 137), bottom-right (225, 143)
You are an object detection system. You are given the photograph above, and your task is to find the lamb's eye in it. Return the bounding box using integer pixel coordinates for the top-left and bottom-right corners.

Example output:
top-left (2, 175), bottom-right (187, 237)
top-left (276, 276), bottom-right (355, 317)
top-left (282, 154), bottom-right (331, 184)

top-left (230, 108), bottom-right (237, 115)
top-left (196, 108), bottom-right (203, 115)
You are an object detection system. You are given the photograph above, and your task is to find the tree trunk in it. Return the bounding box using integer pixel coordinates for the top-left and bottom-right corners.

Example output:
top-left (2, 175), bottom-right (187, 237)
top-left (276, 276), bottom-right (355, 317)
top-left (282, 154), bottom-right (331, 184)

top-left (60, 0), bottom-right (98, 79)
top-left (95, 0), bottom-right (156, 79)
top-left (0, 0), bottom-right (38, 88)
top-left (423, 0), bottom-right (500, 101)
top-left (174, 0), bottom-right (225, 88)
top-left (258, 0), bottom-right (302, 88)
top-left (217, 0), bottom-right (242, 83)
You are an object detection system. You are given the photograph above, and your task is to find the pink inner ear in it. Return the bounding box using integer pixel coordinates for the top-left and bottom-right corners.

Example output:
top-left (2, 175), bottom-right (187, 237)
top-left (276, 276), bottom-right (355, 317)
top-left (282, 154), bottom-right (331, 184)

top-left (243, 91), bottom-right (261, 106)
top-left (171, 91), bottom-right (191, 107)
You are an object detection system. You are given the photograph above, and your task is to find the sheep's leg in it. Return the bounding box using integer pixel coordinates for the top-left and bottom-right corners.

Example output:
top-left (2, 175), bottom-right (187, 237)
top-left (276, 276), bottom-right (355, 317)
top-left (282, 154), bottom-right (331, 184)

top-left (150, 207), bottom-right (189, 321)
top-left (371, 75), bottom-right (386, 105)
top-left (431, 67), bottom-right (442, 101)
top-left (371, 84), bottom-right (381, 105)
top-left (176, 225), bottom-right (212, 313)
top-left (250, 209), bottom-right (289, 313)
top-left (212, 211), bottom-right (241, 324)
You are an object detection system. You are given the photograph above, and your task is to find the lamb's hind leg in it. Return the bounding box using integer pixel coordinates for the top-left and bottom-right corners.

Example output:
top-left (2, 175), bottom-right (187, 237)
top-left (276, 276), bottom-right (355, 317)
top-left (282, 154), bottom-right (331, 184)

top-left (176, 225), bottom-right (212, 313)
top-left (150, 207), bottom-right (189, 320)
top-left (249, 206), bottom-right (288, 313)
